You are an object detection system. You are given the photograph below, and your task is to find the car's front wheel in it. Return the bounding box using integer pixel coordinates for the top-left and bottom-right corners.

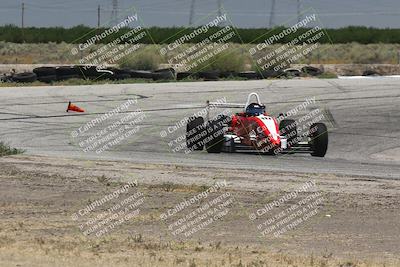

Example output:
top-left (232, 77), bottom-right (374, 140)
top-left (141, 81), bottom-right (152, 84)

top-left (309, 123), bottom-right (328, 157)
top-left (205, 119), bottom-right (224, 153)
top-left (186, 116), bottom-right (205, 151)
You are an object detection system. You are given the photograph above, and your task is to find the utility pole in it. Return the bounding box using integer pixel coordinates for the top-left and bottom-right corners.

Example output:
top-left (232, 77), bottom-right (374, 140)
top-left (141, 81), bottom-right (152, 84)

top-left (97, 5), bottom-right (101, 28)
top-left (21, 2), bottom-right (25, 28)
top-left (398, 50), bottom-right (400, 65)
top-left (189, 0), bottom-right (195, 26)
top-left (297, 0), bottom-right (301, 22)
top-left (111, 0), bottom-right (118, 25)
top-left (269, 0), bottom-right (276, 28)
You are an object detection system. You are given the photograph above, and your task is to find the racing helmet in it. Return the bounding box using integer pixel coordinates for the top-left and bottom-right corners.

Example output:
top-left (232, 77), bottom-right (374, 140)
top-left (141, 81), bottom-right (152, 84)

top-left (245, 103), bottom-right (265, 116)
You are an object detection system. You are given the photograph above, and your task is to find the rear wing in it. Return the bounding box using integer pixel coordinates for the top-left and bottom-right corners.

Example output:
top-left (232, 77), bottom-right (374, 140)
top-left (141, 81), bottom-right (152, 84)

top-left (205, 101), bottom-right (244, 121)
top-left (205, 92), bottom-right (262, 120)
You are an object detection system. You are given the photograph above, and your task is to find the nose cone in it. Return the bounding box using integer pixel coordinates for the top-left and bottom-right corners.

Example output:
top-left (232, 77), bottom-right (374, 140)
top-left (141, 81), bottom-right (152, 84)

top-left (257, 115), bottom-right (280, 144)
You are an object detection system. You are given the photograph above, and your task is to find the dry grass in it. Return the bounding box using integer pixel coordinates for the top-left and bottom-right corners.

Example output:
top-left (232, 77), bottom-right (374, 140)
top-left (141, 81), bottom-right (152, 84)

top-left (1, 155), bottom-right (400, 266)
top-left (1, 42), bottom-right (400, 66)
top-left (1, 234), bottom-right (398, 267)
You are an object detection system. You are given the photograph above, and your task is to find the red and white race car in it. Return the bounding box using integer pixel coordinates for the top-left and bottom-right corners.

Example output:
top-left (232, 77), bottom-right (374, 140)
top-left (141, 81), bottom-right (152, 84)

top-left (186, 93), bottom-right (328, 157)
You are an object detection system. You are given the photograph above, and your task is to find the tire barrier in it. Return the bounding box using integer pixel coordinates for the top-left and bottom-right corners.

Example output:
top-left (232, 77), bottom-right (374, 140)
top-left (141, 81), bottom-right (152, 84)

top-left (56, 66), bottom-right (80, 76)
top-left (11, 72), bottom-right (37, 83)
top-left (283, 68), bottom-right (302, 78)
top-left (237, 71), bottom-right (260, 80)
top-left (176, 72), bottom-right (193, 80)
top-left (129, 70), bottom-right (154, 79)
top-left (33, 67), bottom-right (56, 77)
top-left (198, 71), bottom-right (220, 81)
top-left (6, 65), bottom-right (326, 84)
top-left (301, 66), bottom-right (323, 76)
top-left (37, 75), bottom-right (58, 83)
top-left (219, 71), bottom-right (238, 79)
top-left (152, 68), bottom-right (176, 81)
top-left (362, 69), bottom-right (380, 76)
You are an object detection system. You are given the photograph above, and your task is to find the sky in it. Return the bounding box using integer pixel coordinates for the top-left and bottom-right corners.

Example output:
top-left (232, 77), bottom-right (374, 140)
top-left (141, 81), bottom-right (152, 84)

top-left (1, 0), bottom-right (400, 28)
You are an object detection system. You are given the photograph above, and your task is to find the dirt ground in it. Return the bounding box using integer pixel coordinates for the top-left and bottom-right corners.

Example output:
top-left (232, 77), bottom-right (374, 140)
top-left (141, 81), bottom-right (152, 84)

top-left (0, 155), bottom-right (399, 267)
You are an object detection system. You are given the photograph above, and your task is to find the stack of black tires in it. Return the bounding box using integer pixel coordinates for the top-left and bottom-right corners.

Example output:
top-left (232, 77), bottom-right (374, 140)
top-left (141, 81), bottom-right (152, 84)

top-left (8, 66), bottom-right (177, 83)
top-left (6, 65), bottom-right (325, 83)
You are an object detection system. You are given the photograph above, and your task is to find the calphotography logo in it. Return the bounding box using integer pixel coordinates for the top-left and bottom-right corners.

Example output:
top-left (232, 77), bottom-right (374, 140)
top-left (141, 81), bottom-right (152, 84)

top-left (249, 181), bottom-right (325, 238)
top-left (158, 10), bottom-right (237, 74)
top-left (160, 180), bottom-right (234, 238)
top-left (71, 99), bottom-right (146, 154)
top-left (71, 180), bottom-right (144, 237)
top-left (249, 10), bottom-right (331, 75)
top-left (2, 1), bottom-right (398, 266)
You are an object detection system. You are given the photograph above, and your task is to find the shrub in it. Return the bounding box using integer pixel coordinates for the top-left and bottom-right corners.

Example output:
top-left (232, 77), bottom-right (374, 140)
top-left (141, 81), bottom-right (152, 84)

top-left (193, 45), bottom-right (249, 72)
top-left (119, 46), bottom-right (163, 70)
top-left (0, 142), bottom-right (24, 157)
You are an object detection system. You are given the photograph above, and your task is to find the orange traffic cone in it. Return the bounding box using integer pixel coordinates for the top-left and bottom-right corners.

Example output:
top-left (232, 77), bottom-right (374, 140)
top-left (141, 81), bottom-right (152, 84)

top-left (66, 102), bottom-right (85, 112)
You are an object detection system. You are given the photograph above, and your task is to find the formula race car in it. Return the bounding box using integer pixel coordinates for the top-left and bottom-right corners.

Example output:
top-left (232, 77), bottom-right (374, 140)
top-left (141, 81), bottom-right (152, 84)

top-left (186, 93), bottom-right (328, 157)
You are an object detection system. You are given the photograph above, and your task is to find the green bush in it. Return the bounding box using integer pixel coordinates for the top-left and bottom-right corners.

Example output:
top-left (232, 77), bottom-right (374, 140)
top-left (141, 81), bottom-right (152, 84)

top-left (119, 46), bottom-right (163, 70)
top-left (0, 142), bottom-right (24, 157)
top-left (193, 45), bottom-right (249, 72)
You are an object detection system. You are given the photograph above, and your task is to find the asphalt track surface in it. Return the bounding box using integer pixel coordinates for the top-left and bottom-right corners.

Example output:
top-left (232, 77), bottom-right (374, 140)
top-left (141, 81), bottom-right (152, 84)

top-left (0, 78), bottom-right (399, 179)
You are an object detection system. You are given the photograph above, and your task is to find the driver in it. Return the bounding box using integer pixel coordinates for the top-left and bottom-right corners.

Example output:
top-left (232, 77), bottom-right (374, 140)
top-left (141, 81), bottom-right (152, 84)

top-left (245, 103), bottom-right (266, 116)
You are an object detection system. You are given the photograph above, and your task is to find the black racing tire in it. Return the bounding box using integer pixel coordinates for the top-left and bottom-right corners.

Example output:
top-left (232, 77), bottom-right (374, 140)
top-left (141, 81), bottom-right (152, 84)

top-left (260, 69), bottom-right (284, 79)
top-left (152, 68), bottom-right (176, 81)
top-left (238, 71), bottom-right (260, 80)
top-left (177, 72), bottom-right (194, 80)
top-left (12, 72), bottom-right (37, 83)
top-left (279, 119), bottom-right (298, 147)
top-left (56, 66), bottom-right (80, 76)
top-left (114, 73), bottom-right (131, 80)
top-left (33, 67), bottom-right (56, 77)
top-left (284, 69), bottom-right (301, 78)
top-left (186, 117), bottom-right (205, 151)
top-left (301, 66), bottom-right (323, 76)
top-left (205, 119), bottom-right (224, 153)
top-left (57, 74), bottom-right (81, 81)
top-left (310, 123), bottom-right (328, 157)
top-left (37, 75), bottom-right (57, 83)
top-left (75, 65), bottom-right (103, 79)
top-left (129, 70), bottom-right (154, 79)
top-left (198, 71), bottom-right (219, 81)
top-left (219, 71), bottom-right (238, 79)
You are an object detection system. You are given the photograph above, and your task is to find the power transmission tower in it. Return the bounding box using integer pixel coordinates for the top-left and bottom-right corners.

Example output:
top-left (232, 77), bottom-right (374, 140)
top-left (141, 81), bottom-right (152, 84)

top-left (217, 0), bottom-right (222, 17)
top-left (111, 0), bottom-right (118, 25)
top-left (189, 0), bottom-right (196, 26)
top-left (297, 0), bottom-right (302, 22)
top-left (217, 0), bottom-right (224, 26)
top-left (269, 0), bottom-right (276, 28)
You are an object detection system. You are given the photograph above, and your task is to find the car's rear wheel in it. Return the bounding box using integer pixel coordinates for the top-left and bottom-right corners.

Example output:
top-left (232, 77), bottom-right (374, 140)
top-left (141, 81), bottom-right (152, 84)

top-left (205, 120), bottom-right (224, 153)
top-left (279, 119), bottom-right (298, 147)
top-left (186, 116), bottom-right (205, 151)
top-left (310, 123), bottom-right (328, 157)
